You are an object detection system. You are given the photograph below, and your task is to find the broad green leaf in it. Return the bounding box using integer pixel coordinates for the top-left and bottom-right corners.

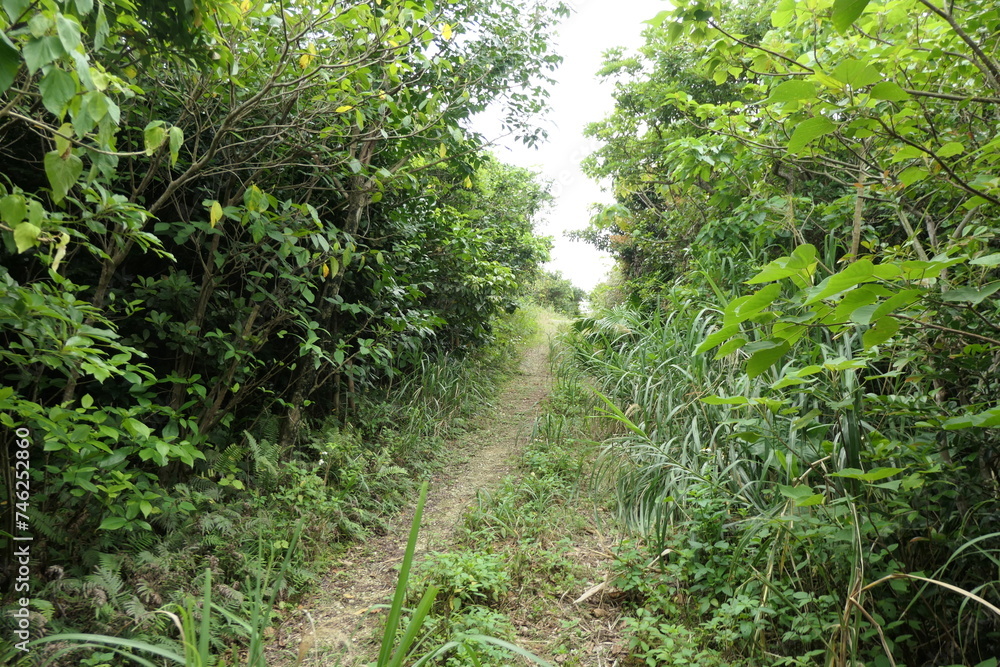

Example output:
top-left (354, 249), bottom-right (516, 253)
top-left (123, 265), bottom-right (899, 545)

top-left (39, 67), bottom-right (76, 117)
top-left (891, 145), bottom-right (924, 163)
top-left (861, 467), bottom-right (905, 482)
top-left (870, 81), bottom-right (910, 101)
top-left (75, 0), bottom-right (94, 13)
top-left (831, 0), bottom-right (870, 32)
top-left (714, 336), bottom-right (747, 359)
top-left (13, 222), bottom-right (41, 252)
top-left (832, 467), bottom-right (904, 481)
top-left (695, 323), bottom-right (740, 354)
top-left (43, 149), bottom-right (83, 203)
top-left (970, 253), bottom-right (1000, 267)
top-left (644, 10), bottom-right (671, 27)
top-left (772, 0), bottom-right (795, 27)
top-left (0, 39), bottom-right (18, 94)
top-left (868, 288), bottom-right (923, 322)
top-left (936, 141), bottom-right (964, 158)
top-left (94, 4), bottom-right (109, 50)
top-left (98, 516), bottom-right (129, 530)
top-left (122, 417), bottom-right (152, 439)
top-left (168, 126), bottom-right (184, 166)
top-left (2, 0), bottom-right (30, 22)
top-left (898, 166), bottom-right (928, 186)
top-left (747, 244), bottom-right (818, 285)
top-left (700, 395), bottom-right (749, 405)
top-left (767, 80), bottom-right (816, 103)
top-left (143, 121), bottom-right (166, 155)
top-left (0, 194), bottom-right (26, 225)
top-left (778, 484), bottom-right (825, 506)
top-left (899, 256), bottom-right (964, 280)
top-left (55, 13), bottom-right (82, 52)
top-left (803, 259), bottom-right (875, 305)
top-left (787, 116), bottom-right (837, 154)
top-left (746, 341), bottom-right (790, 378)
top-left (862, 316), bottom-right (899, 349)
top-left (831, 59), bottom-right (882, 88)
top-left (22, 36), bottom-right (63, 74)
top-left (941, 407), bottom-right (1000, 431)
top-left (940, 282), bottom-right (1000, 305)
top-left (723, 283), bottom-right (782, 325)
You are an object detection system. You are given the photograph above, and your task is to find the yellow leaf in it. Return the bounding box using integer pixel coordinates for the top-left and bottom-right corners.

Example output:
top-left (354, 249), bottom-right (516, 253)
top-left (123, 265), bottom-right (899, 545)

top-left (210, 201), bottom-right (223, 228)
top-left (463, 176), bottom-right (472, 189)
top-left (336, 105), bottom-right (353, 113)
top-left (51, 232), bottom-right (70, 273)
top-left (321, 263), bottom-right (330, 278)
top-left (124, 66), bottom-right (137, 79)
top-left (240, 0), bottom-right (251, 12)
top-left (441, 23), bottom-right (453, 40)
top-left (438, 143), bottom-right (447, 159)
top-left (299, 53), bottom-right (312, 69)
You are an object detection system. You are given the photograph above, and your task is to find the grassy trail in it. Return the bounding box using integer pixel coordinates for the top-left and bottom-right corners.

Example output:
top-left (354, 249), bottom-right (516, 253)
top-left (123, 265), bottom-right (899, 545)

top-left (283, 313), bottom-right (606, 666)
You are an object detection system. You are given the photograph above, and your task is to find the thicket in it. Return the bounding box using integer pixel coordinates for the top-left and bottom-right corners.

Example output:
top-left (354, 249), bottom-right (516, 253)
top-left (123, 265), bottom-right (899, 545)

top-left (0, 0), bottom-right (568, 661)
top-left (573, 0), bottom-right (1000, 664)
top-left (530, 270), bottom-right (585, 317)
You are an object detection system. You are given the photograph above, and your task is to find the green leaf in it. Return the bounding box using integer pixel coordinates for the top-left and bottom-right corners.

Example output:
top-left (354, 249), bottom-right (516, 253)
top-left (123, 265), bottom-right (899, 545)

top-left (870, 81), bottom-right (910, 101)
top-left (936, 141), bottom-right (964, 158)
top-left (143, 121), bottom-right (166, 156)
top-left (2, 0), bottom-right (30, 22)
top-left (94, 4), bottom-right (109, 50)
top-left (723, 283), bottom-right (783, 325)
top-left (767, 80), bottom-right (817, 103)
top-left (695, 323), bottom-right (740, 355)
top-left (803, 259), bottom-right (875, 305)
top-left (55, 14), bottom-right (82, 52)
top-left (787, 116), bottom-right (837, 154)
top-left (862, 316), bottom-right (899, 349)
top-left (747, 244), bottom-right (818, 285)
top-left (0, 194), bottom-right (26, 225)
top-left (714, 336), bottom-right (747, 359)
top-left (746, 341), bottom-right (790, 378)
top-left (832, 467), bottom-right (904, 481)
top-left (43, 149), bottom-right (83, 204)
top-left (700, 395), bottom-right (749, 405)
top-left (778, 484), bottom-right (824, 506)
top-left (39, 68), bottom-right (76, 117)
top-left (868, 288), bottom-right (923, 322)
top-left (941, 282), bottom-right (1000, 305)
top-left (831, 0), bottom-right (871, 32)
top-left (122, 417), bottom-right (152, 439)
top-left (22, 36), bottom-right (63, 74)
top-left (0, 38), bottom-right (19, 94)
top-left (168, 126), bottom-right (184, 166)
top-left (75, 0), bottom-right (94, 13)
top-left (831, 59), bottom-right (882, 88)
top-left (898, 166), bottom-right (928, 186)
top-left (942, 406), bottom-right (1000, 429)
top-left (13, 222), bottom-right (41, 252)
top-left (970, 253), bottom-right (1000, 267)
top-left (98, 516), bottom-right (129, 530)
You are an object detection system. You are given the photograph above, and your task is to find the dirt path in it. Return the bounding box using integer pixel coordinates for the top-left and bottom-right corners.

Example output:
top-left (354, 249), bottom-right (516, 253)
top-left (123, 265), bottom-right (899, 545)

top-left (297, 330), bottom-right (554, 665)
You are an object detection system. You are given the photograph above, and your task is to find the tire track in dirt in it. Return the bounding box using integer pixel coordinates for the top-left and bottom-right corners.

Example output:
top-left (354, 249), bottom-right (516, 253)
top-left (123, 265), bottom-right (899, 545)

top-left (289, 330), bottom-right (554, 665)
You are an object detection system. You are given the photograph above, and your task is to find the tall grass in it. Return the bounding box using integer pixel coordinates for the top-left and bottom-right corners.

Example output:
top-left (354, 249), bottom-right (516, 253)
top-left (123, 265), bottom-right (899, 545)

top-left (565, 290), bottom-right (1000, 665)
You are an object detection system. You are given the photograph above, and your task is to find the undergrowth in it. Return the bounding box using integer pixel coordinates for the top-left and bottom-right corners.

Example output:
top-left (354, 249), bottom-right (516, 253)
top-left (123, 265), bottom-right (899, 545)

top-left (1, 308), bottom-right (539, 666)
top-left (564, 292), bottom-right (1000, 667)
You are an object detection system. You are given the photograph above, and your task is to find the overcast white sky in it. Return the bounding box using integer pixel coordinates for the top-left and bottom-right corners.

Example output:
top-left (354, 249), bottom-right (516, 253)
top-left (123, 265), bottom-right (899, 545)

top-left (473, 0), bottom-right (669, 292)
